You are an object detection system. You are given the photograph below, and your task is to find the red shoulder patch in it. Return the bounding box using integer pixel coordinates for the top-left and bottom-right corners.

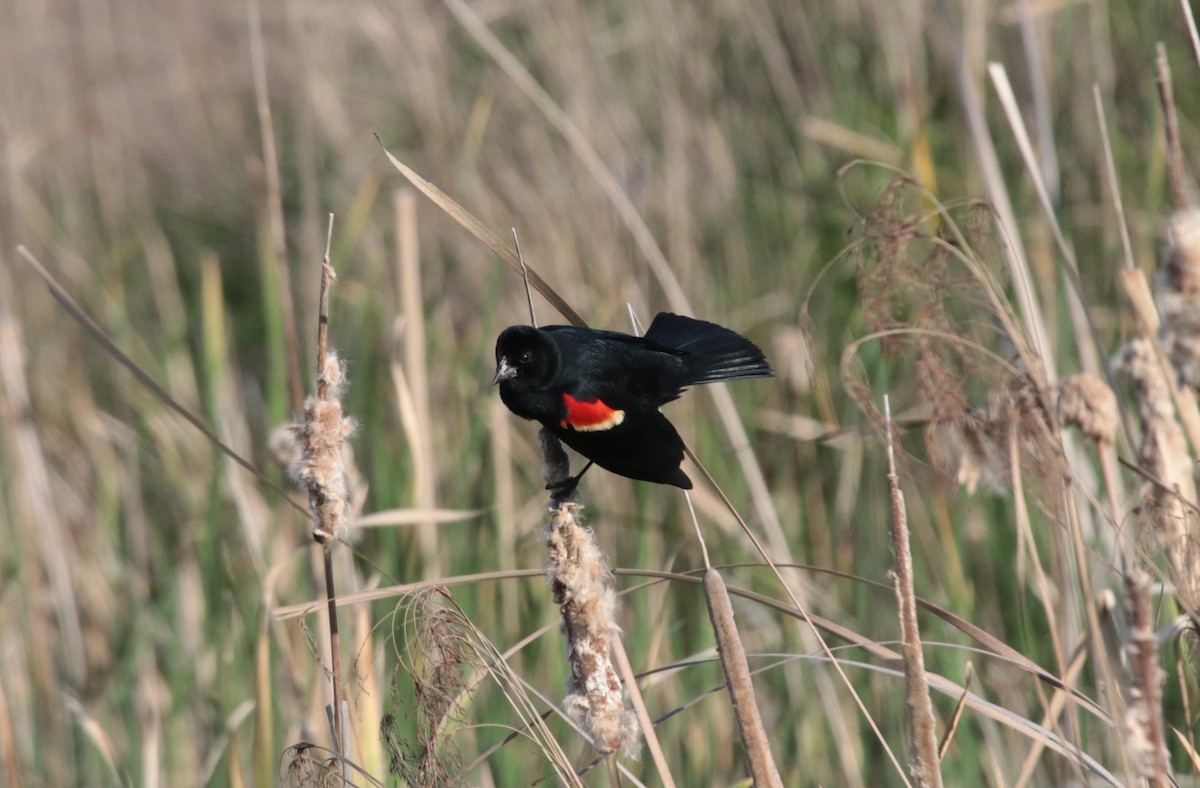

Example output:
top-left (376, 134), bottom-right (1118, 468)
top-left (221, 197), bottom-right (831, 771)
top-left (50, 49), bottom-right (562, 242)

top-left (561, 393), bottom-right (626, 431)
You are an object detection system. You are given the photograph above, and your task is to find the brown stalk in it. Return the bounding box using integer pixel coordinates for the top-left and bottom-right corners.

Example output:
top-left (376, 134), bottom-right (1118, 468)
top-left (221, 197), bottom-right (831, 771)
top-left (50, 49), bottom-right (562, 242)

top-left (1155, 43), bottom-right (1189, 212)
top-left (394, 189), bottom-right (440, 577)
top-left (702, 569), bottom-right (783, 787)
top-left (682, 489), bottom-right (781, 786)
top-left (1124, 570), bottom-right (1170, 785)
top-left (884, 397), bottom-right (943, 787)
top-left (610, 638), bottom-right (675, 788)
top-left (248, 0), bottom-right (304, 411)
top-left (292, 215), bottom-right (355, 772)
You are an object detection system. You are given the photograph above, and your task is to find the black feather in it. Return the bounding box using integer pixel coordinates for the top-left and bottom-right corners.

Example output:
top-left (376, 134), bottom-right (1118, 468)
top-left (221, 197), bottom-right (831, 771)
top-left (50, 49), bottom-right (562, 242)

top-left (643, 312), bottom-right (773, 385)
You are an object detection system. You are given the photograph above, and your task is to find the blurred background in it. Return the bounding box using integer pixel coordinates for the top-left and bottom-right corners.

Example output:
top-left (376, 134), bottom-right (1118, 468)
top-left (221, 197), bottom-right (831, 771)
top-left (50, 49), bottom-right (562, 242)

top-left (1, 0), bottom-right (1196, 784)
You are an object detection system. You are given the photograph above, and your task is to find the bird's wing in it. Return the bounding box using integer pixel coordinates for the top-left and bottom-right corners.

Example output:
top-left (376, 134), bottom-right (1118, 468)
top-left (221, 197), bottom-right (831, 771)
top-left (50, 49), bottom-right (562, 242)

top-left (551, 383), bottom-right (690, 486)
top-left (541, 324), bottom-right (686, 356)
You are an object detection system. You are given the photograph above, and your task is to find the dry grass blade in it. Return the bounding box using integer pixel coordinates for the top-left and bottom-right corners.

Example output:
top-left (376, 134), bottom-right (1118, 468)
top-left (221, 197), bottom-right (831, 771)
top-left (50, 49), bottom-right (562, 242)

top-left (248, 0), bottom-right (303, 410)
top-left (14, 246), bottom-right (309, 517)
top-left (1185, 0), bottom-right (1200, 68)
top-left (354, 508), bottom-right (482, 528)
top-left (640, 639), bottom-right (1121, 784)
top-left (62, 694), bottom-right (131, 787)
top-left (436, 591), bottom-right (585, 785)
top-left (1155, 43), bottom-right (1189, 211)
top-left (375, 141), bottom-right (585, 327)
top-left (663, 561), bottom-right (1111, 721)
top-left (271, 568), bottom-right (547, 620)
top-left (1013, 640), bottom-right (1104, 787)
top-left (437, 0), bottom-right (692, 312)
top-left (937, 4), bottom-right (1055, 374)
top-left (611, 639), bottom-right (676, 788)
top-left (987, 63), bottom-right (1107, 383)
top-left (938, 663), bottom-right (972, 759)
top-left (1172, 726), bottom-right (1200, 772)
top-left (1093, 85), bottom-right (1137, 272)
top-left (395, 189), bottom-right (440, 577)
top-left (252, 615), bottom-right (272, 788)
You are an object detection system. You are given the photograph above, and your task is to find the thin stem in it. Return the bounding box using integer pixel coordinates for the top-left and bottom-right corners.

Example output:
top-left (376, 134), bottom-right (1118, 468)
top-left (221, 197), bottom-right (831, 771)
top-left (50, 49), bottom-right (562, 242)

top-left (316, 213), bottom-right (335, 401)
top-left (313, 214), bottom-right (344, 770)
top-left (1156, 43), bottom-right (1189, 211)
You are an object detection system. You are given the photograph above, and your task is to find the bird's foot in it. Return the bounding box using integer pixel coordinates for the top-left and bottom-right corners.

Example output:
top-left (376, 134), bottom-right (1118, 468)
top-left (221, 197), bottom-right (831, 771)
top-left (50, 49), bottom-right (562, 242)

top-left (545, 461), bottom-right (594, 499)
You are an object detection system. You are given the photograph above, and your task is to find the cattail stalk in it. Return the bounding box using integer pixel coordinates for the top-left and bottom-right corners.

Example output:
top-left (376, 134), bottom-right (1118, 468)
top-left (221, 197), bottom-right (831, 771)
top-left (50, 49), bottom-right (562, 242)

top-left (703, 569), bottom-right (784, 787)
top-left (1124, 570), bottom-right (1170, 784)
top-left (291, 218), bottom-right (355, 773)
top-left (539, 429), bottom-right (639, 755)
top-left (885, 396), bottom-right (943, 787)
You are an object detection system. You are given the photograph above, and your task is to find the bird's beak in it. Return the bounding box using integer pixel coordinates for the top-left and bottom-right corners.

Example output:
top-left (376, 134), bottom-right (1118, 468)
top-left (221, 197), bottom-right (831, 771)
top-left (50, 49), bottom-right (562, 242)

top-left (492, 357), bottom-right (516, 385)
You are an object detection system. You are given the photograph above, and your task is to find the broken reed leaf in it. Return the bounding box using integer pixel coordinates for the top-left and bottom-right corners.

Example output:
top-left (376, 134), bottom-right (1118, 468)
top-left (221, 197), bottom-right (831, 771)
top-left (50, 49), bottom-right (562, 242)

top-left (375, 142), bottom-right (586, 327)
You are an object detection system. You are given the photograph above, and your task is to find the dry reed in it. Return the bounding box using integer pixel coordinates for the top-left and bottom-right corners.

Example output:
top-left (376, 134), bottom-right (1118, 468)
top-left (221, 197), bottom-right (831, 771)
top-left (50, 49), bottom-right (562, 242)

top-left (1123, 570), bottom-right (1170, 785)
top-left (884, 397), bottom-right (942, 787)
top-left (287, 235), bottom-right (356, 776)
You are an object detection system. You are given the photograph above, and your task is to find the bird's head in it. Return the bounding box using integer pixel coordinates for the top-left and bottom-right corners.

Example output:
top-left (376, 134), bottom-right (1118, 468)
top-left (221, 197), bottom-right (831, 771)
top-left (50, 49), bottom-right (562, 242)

top-left (493, 325), bottom-right (557, 386)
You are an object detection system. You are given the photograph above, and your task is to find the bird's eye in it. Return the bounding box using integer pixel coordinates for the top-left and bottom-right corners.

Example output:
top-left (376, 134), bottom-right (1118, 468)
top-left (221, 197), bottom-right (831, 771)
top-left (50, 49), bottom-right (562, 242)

top-left (519, 351), bottom-right (532, 364)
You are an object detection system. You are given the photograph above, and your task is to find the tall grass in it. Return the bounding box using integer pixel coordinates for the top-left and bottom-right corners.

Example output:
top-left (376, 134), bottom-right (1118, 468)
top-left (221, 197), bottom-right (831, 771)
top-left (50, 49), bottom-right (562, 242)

top-left (3, 0), bottom-right (1200, 784)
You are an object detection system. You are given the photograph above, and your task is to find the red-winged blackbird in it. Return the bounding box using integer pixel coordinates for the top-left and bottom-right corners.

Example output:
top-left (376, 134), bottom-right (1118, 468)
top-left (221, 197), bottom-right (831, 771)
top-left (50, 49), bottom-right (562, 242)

top-left (493, 312), bottom-right (772, 490)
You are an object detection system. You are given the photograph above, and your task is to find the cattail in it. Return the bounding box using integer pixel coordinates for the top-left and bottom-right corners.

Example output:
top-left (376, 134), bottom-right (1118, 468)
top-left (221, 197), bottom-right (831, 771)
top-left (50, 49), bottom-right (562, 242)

top-left (1159, 209), bottom-right (1200, 390)
top-left (1055, 373), bottom-right (1118, 446)
top-left (1115, 338), bottom-right (1200, 609)
top-left (540, 430), bottom-right (639, 755)
top-left (1123, 570), bottom-right (1170, 784)
top-left (289, 352), bottom-right (357, 541)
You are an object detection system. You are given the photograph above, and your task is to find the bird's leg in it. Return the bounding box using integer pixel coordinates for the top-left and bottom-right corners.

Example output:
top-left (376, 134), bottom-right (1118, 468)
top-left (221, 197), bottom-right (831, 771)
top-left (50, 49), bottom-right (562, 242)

top-left (546, 460), bottom-right (594, 497)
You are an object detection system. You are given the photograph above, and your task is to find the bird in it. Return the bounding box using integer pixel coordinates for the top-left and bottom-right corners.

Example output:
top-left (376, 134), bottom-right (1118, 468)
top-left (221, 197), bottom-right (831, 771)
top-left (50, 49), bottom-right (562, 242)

top-left (493, 312), bottom-right (772, 491)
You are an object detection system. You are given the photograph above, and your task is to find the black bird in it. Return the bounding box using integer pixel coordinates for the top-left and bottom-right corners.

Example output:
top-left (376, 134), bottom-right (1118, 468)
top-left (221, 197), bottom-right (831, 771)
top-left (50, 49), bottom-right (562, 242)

top-left (493, 312), bottom-right (772, 490)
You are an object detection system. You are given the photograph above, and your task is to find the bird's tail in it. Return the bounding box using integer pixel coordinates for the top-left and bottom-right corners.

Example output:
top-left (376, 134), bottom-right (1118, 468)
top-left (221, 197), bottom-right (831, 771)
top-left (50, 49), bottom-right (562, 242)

top-left (644, 312), bottom-right (773, 385)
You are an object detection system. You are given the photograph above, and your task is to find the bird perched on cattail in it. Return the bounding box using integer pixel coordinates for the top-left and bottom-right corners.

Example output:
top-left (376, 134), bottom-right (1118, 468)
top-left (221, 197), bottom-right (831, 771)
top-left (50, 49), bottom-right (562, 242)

top-left (493, 312), bottom-right (772, 490)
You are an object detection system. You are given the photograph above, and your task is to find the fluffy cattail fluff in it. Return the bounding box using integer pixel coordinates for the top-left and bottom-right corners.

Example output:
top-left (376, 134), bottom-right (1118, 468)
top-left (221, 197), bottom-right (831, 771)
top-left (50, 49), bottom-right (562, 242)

top-left (1115, 338), bottom-right (1200, 609)
top-left (1055, 373), bottom-right (1118, 446)
top-left (290, 352), bottom-right (357, 540)
top-left (1159, 209), bottom-right (1200, 390)
top-left (540, 430), bottom-right (639, 755)
top-left (270, 418), bottom-right (366, 539)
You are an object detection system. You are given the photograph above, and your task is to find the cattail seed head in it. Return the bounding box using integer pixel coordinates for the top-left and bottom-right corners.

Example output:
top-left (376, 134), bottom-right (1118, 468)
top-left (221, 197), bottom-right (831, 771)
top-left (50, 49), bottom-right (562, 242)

top-left (1055, 373), bottom-right (1118, 445)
